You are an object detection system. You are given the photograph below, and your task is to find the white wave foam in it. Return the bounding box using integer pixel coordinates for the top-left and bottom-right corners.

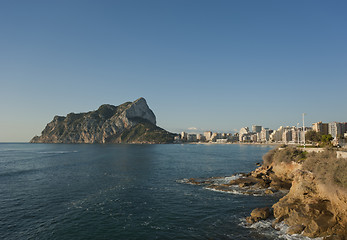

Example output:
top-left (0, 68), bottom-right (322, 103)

top-left (204, 184), bottom-right (270, 196)
top-left (213, 174), bottom-right (242, 184)
top-left (242, 219), bottom-right (323, 240)
top-left (176, 178), bottom-right (189, 184)
top-left (0, 149), bottom-right (16, 152)
top-left (177, 174), bottom-right (242, 186)
top-left (38, 151), bottom-right (78, 154)
top-left (204, 187), bottom-right (245, 195)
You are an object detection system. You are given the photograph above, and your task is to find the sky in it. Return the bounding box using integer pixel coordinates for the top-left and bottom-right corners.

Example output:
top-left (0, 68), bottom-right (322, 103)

top-left (0, 0), bottom-right (346, 142)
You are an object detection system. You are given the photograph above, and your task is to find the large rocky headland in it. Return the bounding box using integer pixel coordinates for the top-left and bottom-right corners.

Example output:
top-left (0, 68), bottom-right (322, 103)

top-left (30, 97), bottom-right (175, 144)
top-left (187, 146), bottom-right (347, 239)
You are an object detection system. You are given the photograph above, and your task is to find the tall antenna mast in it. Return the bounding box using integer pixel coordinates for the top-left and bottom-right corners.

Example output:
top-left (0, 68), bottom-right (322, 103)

top-left (303, 113), bottom-right (306, 148)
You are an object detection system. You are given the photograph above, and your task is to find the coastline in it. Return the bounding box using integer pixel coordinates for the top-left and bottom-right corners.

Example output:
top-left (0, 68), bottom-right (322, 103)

top-left (186, 146), bottom-right (347, 239)
top-left (246, 147), bottom-right (347, 239)
top-left (182, 142), bottom-right (281, 146)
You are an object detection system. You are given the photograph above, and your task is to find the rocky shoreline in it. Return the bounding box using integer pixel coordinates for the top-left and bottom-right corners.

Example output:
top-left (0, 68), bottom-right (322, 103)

top-left (186, 147), bottom-right (347, 240)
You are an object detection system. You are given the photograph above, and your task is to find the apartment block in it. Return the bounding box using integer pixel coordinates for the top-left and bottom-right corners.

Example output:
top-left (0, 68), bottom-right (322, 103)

top-left (329, 122), bottom-right (345, 139)
top-left (312, 121), bottom-right (329, 135)
top-left (252, 125), bottom-right (262, 133)
top-left (204, 131), bottom-right (212, 141)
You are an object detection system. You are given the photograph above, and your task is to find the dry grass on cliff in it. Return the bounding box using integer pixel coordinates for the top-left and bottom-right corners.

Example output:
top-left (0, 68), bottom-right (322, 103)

top-left (262, 147), bottom-right (307, 167)
top-left (263, 147), bottom-right (347, 189)
top-left (303, 150), bottom-right (347, 189)
top-left (262, 148), bottom-right (277, 166)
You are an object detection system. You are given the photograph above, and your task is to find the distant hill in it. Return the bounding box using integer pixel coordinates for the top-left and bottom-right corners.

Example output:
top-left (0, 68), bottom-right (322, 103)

top-left (30, 98), bottom-right (175, 144)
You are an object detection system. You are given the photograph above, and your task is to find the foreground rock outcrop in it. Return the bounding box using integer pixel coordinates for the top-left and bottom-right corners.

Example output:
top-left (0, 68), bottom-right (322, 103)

top-left (31, 98), bottom-right (175, 144)
top-left (251, 147), bottom-right (347, 239)
top-left (272, 170), bottom-right (347, 238)
top-left (185, 147), bottom-right (347, 239)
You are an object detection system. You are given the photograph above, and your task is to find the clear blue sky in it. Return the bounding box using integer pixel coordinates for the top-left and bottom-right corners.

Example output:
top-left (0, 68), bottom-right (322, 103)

top-left (1, 0), bottom-right (346, 142)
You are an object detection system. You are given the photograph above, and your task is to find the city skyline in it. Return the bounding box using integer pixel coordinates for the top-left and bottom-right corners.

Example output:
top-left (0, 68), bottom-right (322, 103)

top-left (1, 0), bottom-right (347, 142)
top-left (175, 121), bottom-right (347, 145)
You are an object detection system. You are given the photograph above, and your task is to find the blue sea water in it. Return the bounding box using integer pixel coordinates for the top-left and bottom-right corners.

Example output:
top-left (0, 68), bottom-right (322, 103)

top-left (0, 143), bottom-right (310, 240)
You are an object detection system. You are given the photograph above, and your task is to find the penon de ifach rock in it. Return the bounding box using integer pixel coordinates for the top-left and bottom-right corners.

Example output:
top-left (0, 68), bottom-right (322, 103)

top-left (30, 98), bottom-right (175, 144)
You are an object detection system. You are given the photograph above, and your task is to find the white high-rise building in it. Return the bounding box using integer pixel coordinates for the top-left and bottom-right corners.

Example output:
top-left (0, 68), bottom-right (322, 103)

top-left (329, 122), bottom-right (344, 139)
top-left (239, 127), bottom-right (250, 142)
top-left (260, 128), bottom-right (270, 142)
top-left (204, 131), bottom-right (212, 141)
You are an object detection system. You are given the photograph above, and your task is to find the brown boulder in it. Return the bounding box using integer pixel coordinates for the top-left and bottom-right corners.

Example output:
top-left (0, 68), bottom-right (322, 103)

top-left (246, 207), bottom-right (271, 224)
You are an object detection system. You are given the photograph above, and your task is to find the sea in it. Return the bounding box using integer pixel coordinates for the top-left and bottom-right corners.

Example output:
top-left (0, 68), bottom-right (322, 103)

top-left (0, 143), bottom-right (318, 240)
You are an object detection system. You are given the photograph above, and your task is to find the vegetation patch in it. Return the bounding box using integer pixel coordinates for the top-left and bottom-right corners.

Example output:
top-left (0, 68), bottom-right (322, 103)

top-left (302, 150), bottom-right (347, 188)
top-left (262, 146), bottom-right (307, 166)
top-left (96, 104), bottom-right (117, 119)
top-left (263, 146), bottom-right (347, 189)
top-left (305, 130), bottom-right (333, 147)
top-left (114, 120), bottom-right (175, 144)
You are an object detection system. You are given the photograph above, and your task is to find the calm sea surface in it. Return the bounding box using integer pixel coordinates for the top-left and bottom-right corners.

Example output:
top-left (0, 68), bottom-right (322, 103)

top-left (0, 143), bottom-right (295, 239)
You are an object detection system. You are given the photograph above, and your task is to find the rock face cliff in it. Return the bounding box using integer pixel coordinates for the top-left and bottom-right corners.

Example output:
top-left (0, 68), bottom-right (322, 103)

top-left (273, 169), bottom-right (347, 239)
top-left (30, 98), bottom-right (175, 144)
top-left (251, 147), bottom-right (347, 239)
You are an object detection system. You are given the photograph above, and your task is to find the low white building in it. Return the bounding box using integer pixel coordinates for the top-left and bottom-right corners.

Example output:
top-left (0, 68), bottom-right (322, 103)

top-left (216, 139), bottom-right (228, 143)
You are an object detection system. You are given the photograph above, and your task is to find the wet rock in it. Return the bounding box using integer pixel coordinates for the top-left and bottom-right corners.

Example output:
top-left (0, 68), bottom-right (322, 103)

top-left (324, 234), bottom-right (347, 240)
top-left (230, 177), bottom-right (257, 187)
top-left (188, 178), bottom-right (199, 185)
top-left (265, 189), bottom-right (274, 195)
top-left (239, 182), bottom-right (252, 188)
top-left (271, 217), bottom-right (284, 230)
top-left (188, 178), bottom-right (211, 185)
top-left (287, 225), bottom-right (305, 234)
top-left (252, 172), bottom-right (264, 178)
top-left (246, 207), bottom-right (271, 224)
